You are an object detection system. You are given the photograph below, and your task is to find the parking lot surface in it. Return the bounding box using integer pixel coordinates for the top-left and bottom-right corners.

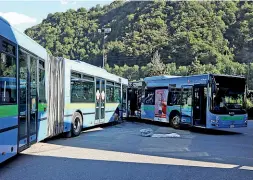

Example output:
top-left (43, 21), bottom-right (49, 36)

top-left (1, 120), bottom-right (253, 180)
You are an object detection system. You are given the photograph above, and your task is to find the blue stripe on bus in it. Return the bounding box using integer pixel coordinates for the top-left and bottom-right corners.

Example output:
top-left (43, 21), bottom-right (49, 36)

top-left (0, 128), bottom-right (18, 163)
top-left (0, 116), bottom-right (18, 131)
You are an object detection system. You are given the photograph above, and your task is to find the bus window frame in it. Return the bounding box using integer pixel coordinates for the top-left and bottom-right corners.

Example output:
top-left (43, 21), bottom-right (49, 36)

top-left (106, 80), bottom-right (115, 103)
top-left (167, 87), bottom-right (182, 106)
top-left (38, 59), bottom-right (46, 104)
top-left (143, 87), bottom-right (156, 105)
top-left (0, 35), bottom-right (17, 105)
top-left (0, 36), bottom-right (16, 58)
top-left (70, 71), bottom-right (95, 103)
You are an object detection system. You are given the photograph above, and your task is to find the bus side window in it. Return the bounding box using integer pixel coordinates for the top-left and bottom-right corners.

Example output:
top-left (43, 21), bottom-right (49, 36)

top-left (167, 91), bottom-right (173, 106)
top-left (168, 88), bottom-right (181, 106)
top-left (144, 89), bottom-right (154, 105)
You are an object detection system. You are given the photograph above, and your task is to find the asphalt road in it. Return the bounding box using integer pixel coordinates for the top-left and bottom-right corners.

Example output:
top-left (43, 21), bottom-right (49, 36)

top-left (0, 120), bottom-right (253, 180)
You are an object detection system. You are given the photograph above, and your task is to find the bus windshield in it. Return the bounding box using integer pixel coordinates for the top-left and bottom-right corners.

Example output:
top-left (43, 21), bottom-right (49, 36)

top-left (210, 75), bottom-right (246, 114)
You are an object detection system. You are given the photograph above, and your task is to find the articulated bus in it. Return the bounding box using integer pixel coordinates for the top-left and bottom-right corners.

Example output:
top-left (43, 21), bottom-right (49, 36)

top-left (128, 74), bottom-right (248, 129)
top-left (0, 17), bottom-right (128, 163)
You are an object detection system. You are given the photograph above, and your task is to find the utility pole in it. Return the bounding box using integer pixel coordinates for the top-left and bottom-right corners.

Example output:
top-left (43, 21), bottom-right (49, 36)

top-left (247, 39), bottom-right (253, 89)
top-left (98, 27), bottom-right (111, 69)
top-left (248, 55), bottom-right (250, 90)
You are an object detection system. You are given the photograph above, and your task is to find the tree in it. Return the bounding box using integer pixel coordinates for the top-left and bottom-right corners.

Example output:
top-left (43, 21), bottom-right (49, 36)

top-left (24, 1), bottom-right (253, 88)
top-left (147, 50), bottom-right (165, 76)
top-left (122, 64), bottom-right (139, 81)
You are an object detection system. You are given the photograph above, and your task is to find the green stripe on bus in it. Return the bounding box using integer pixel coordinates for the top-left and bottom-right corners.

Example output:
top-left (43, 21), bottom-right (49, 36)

top-left (142, 105), bottom-right (155, 111)
top-left (167, 106), bottom-right (180, 112)
top-left (219, 116), bottom-right (244, 121)
top-left (0, 105), bottom-right (18, 118)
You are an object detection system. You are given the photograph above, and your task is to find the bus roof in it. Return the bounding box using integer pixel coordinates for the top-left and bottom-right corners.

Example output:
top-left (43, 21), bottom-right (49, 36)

top-left (0, 17), bottom-right (48, 60)
top-left (64, 59), bottom-right (128, 85)
top-left (144, 75), bottom-right (181, 82)
top-left (144, 74), bottom-right (245, 82)
top-left (212, 74), bottom-right (245, 79)
top-left (143, 74), bottom-right (245, 88)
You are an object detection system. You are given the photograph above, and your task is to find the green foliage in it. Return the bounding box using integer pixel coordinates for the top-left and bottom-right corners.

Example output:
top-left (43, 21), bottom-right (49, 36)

top-left (25, 1), bottom-right (253, 87)
top-left (147, 51), bottom-right (165, 76)
top-left (105, 59), bottom-right (251, 85)
top-left (245, 98), bottom-right (253, 109)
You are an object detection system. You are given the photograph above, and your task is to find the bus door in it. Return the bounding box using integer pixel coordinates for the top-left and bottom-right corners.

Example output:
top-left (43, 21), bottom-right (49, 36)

top-left (95, 78), bottom-right (105, 124)
top-left (18, 51), bottom-right (38, 151)
top-left (180, 85), bottom-right (193, 126)
top-left (193, 84), bottom-right (207, 126)
top-left (127, 88), bottom-right (137, 117)
top-left (122, 85), bottom-right (127, 118)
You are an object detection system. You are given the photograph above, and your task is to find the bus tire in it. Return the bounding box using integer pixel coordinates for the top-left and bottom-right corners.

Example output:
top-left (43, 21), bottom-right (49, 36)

top-left (170, 113), bottom-right (181, 129)
top-left (71, 112), bottom-right (83, 137)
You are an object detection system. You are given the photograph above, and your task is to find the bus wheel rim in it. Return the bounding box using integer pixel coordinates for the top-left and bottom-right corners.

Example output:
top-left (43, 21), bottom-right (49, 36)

top-left (172, 116), bottom-right (180, 126)
top-left (74, 117), bottom-right (80, 131)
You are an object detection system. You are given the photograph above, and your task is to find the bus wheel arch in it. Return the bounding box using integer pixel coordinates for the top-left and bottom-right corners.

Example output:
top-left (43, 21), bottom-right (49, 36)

top-left (71, 110), bottom-right (83, 137)
top-left (169, 110), bottom-right (181, 129)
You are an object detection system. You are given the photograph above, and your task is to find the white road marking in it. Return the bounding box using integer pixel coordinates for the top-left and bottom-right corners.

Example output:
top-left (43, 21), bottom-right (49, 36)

top-left (239, 166), bottom-right (253, 171)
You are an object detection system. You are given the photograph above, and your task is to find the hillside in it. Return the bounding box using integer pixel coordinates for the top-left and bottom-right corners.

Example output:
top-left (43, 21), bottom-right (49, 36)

top-left (25, 1), bottom-right (253, 67)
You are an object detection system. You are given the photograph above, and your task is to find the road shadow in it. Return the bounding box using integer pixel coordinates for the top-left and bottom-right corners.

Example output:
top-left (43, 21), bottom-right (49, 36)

top-left (42, 121), bottom-right (122, 143)
top-left (126, 118), bottom-right (245, 136)
top-left (127, 119), bottom-right (245, 136)
top-left (189, 127), bottom-right (242, 135)
top-left (1, 153), bottom-right (252, 180)
top-left (126, 118), bottom-right (170, 127)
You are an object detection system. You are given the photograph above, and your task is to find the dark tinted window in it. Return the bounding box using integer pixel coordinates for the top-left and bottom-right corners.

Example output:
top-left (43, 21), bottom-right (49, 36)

top-left (106, 85), bottom-right (114, 103)
top-left (39, 60), bottom-right (46, 103)
top-left (168, 88), bottom-right (181, 105)
top-left (114, 86), bottom-right (121, 103)
top-left (143, 89), bottom-right (155, 105)
top-left (2, 40), bottom-right (15, 56)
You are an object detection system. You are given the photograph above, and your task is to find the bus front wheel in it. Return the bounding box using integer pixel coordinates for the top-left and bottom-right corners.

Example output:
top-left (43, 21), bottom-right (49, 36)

top-left (170, 114), bottom-right (180, 129)
top-left (71, 112), bottom-right (83, 137)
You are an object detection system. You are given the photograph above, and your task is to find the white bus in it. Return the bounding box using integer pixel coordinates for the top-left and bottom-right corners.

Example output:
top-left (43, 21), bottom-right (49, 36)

top-left (0, 17), bottom-right (128, 163)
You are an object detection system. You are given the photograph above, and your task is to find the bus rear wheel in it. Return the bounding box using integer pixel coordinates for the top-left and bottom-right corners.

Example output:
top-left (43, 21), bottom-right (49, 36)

top-left (170, 114), bottom-right (180, 129)
top-left (71, 112), bottom-right (83, 137)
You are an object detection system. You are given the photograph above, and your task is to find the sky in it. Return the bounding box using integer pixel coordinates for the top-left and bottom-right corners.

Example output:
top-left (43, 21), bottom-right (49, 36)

top-left (0, 0), bottom-right (113, 32)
